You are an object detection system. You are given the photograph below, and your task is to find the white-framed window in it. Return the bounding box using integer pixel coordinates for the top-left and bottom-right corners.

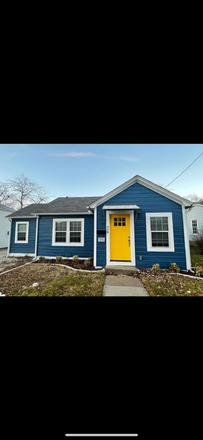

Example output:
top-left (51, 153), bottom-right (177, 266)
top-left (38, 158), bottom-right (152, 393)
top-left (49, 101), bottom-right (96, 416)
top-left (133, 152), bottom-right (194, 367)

top-left (52, 219), bottom-right (84, 246)
top-left (15, 221), bottom-right (29, 244)
top-left (146, 213), bottom-right (175, 252)
top-left (192, 220), bottom-right (198, 234)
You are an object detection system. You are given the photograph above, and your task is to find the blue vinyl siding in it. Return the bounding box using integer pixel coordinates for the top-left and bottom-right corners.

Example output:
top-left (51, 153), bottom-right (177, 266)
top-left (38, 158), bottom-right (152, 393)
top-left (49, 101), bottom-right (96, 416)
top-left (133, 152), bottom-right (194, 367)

top-left (10, 218), bottom-right (36, 254)
top-left (37, 215), bottom-right (94, 258)
top-left (97, 182), bottom-right (187, 269)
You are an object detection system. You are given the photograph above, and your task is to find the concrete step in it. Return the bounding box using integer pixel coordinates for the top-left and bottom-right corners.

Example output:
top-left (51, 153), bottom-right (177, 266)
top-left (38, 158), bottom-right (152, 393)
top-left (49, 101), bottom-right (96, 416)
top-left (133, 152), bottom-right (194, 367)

top-left (103, 274), bottom-right (149, 296)
top-left (103, 285), bottom-right (149, 296)
top-left (105, 265), bottom-right (139, 275)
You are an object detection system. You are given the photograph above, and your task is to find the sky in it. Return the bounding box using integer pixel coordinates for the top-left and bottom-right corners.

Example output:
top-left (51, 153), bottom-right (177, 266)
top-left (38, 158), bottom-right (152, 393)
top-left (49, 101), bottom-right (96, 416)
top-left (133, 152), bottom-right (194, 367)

top-left (0, 144), bottom-right (203, 201)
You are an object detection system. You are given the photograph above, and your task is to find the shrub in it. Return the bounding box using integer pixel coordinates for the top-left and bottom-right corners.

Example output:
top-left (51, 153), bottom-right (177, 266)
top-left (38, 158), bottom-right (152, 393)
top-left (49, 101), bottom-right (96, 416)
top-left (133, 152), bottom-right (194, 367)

top-left (84, 257), bottom-right (94, 268)
top-left (39, 256), bottom-right (45, 263)
top-left (169, 262), bottom-right (180, 273)
top-left (56, 255), bottom-right (62, 263)
top-left (72, 255), bottom-right (79, 262)
top-left (152, 264), bottom-right (161, 272)
top-left (193, 227), bottom-right (203, 254)
top-left (195, 266), bottom-right (203, 277)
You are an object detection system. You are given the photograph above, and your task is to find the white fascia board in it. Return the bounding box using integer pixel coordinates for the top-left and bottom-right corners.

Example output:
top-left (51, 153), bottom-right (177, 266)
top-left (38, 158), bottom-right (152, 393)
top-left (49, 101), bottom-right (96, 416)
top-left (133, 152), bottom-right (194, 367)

top-left (6, 215), bottom-right (35, 219)
top-left (89, 175), bottom-right (191, 208)
top-left (31, 212), bottom-right (93, 215)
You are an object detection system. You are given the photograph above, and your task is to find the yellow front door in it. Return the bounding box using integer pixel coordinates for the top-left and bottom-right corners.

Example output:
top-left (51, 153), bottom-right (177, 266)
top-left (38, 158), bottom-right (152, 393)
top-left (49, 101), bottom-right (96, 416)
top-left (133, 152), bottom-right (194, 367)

top-left (110, 214), bottom-right (131, 261)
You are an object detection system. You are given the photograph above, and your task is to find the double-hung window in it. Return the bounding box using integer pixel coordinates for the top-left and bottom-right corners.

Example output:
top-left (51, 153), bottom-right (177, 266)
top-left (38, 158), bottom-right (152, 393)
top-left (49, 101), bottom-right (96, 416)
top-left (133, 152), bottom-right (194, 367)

top-left (146, 213), bottom-right (175, 252)
top-left (15, 222), bottom-right (29, 243)
top-left (52, 219), bottom-right (84, 246)
top-left (192, 220), bottom-right (198, 234)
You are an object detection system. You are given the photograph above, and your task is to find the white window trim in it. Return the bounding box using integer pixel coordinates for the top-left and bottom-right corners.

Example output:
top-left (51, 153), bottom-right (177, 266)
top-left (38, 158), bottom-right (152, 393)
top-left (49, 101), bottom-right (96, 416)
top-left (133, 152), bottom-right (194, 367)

top-left (52, 218), bottom-right (85, 246)
top-left (146, 212), bottom-right (175, 252)
top-left (15, 221), bottom-right (29, 244)
top-left (191, 219), bottom-right (198, 235)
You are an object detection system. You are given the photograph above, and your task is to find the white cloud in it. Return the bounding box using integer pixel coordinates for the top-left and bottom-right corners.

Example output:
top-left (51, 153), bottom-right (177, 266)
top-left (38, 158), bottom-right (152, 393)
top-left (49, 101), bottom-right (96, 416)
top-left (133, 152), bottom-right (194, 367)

top-left (43, 151), bottom-right (139, 162)
top-left (48, 152), bottom-right (96, 158)
top-left (0, 153), bottom-right (18, 158)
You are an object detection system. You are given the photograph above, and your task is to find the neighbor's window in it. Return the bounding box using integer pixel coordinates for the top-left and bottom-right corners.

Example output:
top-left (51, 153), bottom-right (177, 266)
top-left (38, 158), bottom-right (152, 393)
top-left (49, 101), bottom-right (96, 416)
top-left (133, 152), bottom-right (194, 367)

top-left (146, 213), bottom-right (174, 252)
top-left (192, 220), bottom-right (198, 234)
top-left (15, 222), bottom-right (29, 243)
top-left (52, 219), bottom-right (84, 246)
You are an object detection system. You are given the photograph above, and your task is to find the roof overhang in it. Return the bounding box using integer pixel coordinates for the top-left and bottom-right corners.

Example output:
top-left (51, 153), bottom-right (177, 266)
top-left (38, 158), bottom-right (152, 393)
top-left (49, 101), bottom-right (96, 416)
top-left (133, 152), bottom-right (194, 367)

top-left (89, 175), bottom-right (191, 209)
top-left (31, 212), bottom-right (93, 216)
top-left (102, 204), bottom-right (140, 210)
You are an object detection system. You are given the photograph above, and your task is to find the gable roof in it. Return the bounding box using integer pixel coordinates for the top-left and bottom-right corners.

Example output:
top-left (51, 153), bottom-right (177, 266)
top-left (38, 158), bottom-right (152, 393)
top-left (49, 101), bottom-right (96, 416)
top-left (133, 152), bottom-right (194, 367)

top-left (0, 203), bottom-right (15, 212)
top-left (89, 175), bottom-right (192, 208)
top-left (193, 201), bottom-right (203, 207)
top-left (6, 197), bottom-right (101, 218)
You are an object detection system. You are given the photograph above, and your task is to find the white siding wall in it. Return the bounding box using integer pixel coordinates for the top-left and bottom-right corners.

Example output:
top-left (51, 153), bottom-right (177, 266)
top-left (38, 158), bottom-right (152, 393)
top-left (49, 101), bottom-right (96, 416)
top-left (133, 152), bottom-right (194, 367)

top-left (0, 210), bottom-right (11, 248)
top-left (186, 205), bottom-right (203, 240)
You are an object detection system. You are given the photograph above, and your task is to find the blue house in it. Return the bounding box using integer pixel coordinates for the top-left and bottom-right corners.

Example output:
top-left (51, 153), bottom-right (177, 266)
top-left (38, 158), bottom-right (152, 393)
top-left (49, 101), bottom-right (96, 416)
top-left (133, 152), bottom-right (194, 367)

top-left (6, 175), bottom-right (192, 270)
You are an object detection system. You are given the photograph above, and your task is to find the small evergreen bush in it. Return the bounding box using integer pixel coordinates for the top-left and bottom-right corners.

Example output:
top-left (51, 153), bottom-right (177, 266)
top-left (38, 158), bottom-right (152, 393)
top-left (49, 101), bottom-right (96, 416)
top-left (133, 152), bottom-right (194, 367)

top-left (72, 255), bottom-right (79, 262)
top-left (84, 257), bottom-right (93, 267)
top-left (152, 264), bottom-right (161, 272)
top-left (195, 266), bottom-right (203, 277)
top-left (169, 262), bottom-right (180, 273)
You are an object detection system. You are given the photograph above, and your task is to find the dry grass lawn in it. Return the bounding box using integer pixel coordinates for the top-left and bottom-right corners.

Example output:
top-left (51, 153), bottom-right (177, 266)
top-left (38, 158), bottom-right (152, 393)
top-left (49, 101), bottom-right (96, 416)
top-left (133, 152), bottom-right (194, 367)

top-left (139, 271), bottom-right (203, 296)
top-left (0, 264), bottom-right (105, 296)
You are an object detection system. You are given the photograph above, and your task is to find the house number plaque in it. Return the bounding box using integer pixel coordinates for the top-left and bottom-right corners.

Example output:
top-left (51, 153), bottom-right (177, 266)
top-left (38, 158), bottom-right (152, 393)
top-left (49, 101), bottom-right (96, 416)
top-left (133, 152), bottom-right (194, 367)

top-left (98, 237), bottom-right (105, 242)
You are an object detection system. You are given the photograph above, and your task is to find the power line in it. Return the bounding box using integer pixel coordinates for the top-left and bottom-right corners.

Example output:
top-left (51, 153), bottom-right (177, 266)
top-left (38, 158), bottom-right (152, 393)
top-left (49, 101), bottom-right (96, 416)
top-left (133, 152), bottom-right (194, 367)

top-left (165, 151), bottom-right (203, 188)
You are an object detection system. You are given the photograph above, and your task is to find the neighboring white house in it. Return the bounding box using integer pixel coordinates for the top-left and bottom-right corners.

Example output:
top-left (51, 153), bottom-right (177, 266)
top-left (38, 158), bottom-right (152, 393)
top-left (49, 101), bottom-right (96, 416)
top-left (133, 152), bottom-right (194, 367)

top-left (186, 201), bottom-right (203, 241)
top-left (0, 203), bottom-right (15, 248)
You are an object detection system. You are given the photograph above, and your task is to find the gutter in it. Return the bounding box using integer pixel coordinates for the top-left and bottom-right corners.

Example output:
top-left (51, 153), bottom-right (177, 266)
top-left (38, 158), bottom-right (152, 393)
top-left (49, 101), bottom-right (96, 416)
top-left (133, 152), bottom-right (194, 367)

top-left (7, 219), bottom-right (12, 257)
top-left (86, 206), bottom-right (94, 214)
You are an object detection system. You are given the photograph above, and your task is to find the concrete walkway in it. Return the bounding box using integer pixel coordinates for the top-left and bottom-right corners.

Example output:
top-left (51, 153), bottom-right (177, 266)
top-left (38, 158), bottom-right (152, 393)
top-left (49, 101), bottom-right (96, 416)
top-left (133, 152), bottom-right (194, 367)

top-left (103, 274), bottom-right (149, 296)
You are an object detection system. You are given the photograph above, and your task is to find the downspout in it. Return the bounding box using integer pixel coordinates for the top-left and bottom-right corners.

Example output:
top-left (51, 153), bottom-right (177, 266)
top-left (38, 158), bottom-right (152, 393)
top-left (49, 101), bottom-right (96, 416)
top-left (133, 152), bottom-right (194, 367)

top-left (182, 205), bottom-right (191, 270)
top-left (7, 218), bottom-right (12, 257)
top-left (34, 216), bottom-right (39, 258)
top-left (94, 207), bottom-right (97, 267)
top-left (87, 206), bottom-right (97, 267)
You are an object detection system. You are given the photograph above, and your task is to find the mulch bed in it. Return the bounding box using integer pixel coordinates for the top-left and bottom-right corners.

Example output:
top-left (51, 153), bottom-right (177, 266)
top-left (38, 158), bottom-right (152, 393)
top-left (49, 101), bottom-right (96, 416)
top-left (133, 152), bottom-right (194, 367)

top-left (32, 258), bottom-right (103, 271)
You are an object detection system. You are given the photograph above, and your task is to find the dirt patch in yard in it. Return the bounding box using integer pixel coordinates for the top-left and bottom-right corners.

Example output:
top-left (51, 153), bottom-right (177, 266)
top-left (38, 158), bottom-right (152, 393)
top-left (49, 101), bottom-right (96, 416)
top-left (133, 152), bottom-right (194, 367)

top-left (0, 255), bottom-right (33, 273)
top-left (0, 264), bottom-right (105, 296)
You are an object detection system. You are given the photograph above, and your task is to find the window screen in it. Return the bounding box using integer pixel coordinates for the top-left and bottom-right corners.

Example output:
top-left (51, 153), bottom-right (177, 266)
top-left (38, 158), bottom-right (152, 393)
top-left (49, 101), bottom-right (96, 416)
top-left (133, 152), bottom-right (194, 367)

top-left (55, 221), bottom-right (67, 242)
top-left (150, 217), bottom-right (169, 247)
top-left (70, 221), bottom-right (81, 243)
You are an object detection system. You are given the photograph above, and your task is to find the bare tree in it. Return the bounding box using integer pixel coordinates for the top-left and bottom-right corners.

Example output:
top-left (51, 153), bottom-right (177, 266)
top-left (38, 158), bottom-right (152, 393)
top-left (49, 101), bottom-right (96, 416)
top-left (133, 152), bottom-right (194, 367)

top-left (184, 193), bottom-right (203, 203)
top-left (6, 174), bottom-right (51, 209)
top-left (0, 181), bottom-right (11, 206)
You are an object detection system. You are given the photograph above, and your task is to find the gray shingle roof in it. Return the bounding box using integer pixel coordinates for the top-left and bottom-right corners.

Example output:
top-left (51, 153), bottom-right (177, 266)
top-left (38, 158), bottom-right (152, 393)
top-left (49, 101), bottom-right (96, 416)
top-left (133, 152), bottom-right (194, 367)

top-left (0, 203), bottom-right (15, 212)
top-left (6, 197), bottom-right (102, 218)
